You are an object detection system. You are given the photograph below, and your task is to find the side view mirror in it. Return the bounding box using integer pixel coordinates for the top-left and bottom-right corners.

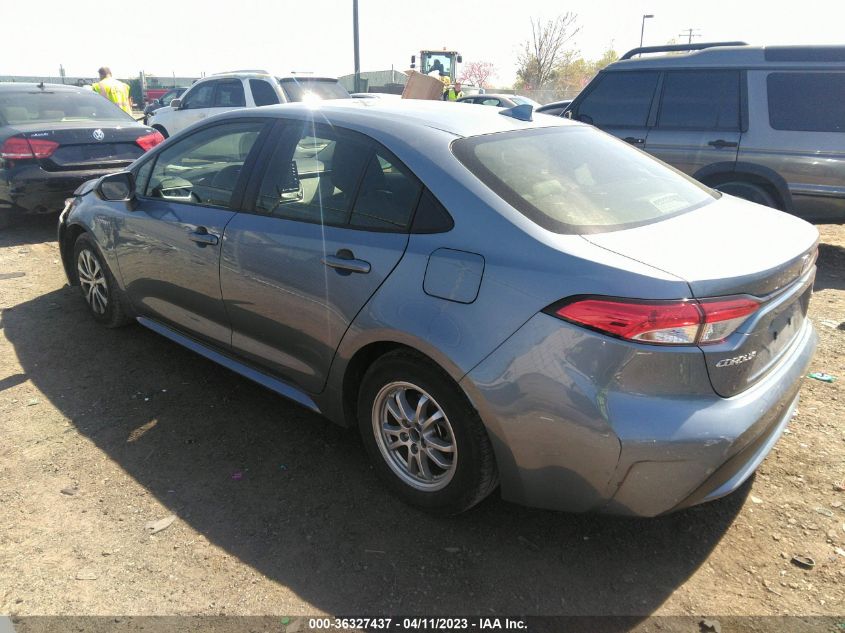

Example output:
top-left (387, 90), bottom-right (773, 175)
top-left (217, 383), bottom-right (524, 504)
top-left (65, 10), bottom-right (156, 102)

top-left (170, 98), bottom-right (182, 110)
top-left (97, 172), bottom-right (135, 201)
top-left (456, 55), bottom-right (463, 63)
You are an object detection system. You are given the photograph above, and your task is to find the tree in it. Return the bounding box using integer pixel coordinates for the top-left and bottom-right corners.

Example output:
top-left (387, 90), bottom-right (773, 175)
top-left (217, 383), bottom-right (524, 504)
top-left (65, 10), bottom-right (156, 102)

top-left (459, 61), bottom-right (496, 88)
top-left (515, 13), bottom-right (580, 89)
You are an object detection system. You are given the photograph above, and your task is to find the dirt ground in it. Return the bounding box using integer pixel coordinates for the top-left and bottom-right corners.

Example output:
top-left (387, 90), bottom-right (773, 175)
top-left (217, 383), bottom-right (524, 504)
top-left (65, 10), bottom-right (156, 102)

top-left (0, 216), bottom-right (843, 620)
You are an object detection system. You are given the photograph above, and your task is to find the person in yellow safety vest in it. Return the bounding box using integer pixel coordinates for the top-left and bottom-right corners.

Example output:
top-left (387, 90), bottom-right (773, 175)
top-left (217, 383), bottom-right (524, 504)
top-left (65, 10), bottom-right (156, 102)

top-left (92, 67), bottom-right (132, 115)
top-left (445, 82), bottom-right (464, 101)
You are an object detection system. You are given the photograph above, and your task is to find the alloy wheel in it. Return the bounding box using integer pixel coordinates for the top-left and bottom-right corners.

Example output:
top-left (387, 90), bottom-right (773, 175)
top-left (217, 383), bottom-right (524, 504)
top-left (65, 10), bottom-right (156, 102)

top-left (372, 381), bottom-right (458, 491)
top-left (77, 249), bottom-right (109, 315)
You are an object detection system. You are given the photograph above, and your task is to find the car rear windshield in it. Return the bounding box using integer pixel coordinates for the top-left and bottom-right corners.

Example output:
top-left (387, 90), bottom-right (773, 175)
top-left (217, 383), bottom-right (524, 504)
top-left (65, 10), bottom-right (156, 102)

top-left (0, 90), bottom-right (134, 126)
top-left (451, 126), bottom-right (715, 234)
top-left (278, 78), bottom-right (350, 102)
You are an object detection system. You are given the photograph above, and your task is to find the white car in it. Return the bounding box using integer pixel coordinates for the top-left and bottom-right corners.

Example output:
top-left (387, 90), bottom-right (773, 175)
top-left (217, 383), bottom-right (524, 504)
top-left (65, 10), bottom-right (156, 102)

top-left (147, 71), bottom-right (349, 138)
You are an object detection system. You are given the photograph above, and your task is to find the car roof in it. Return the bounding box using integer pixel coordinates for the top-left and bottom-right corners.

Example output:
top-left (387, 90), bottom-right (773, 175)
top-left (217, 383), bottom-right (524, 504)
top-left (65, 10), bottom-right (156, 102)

top-left (606, 44), bottom-right (845, 71)
top-left (0, 82), bottom-right (92, 94)
top-left (225, 98), bottom-right (571, 138)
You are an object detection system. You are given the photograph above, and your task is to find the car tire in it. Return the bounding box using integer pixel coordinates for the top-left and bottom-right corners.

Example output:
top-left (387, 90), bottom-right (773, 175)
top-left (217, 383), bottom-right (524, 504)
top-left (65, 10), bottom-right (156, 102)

top-left (72, 233), bottom-right (133, 328)
top-left (152, 124), bottom-right (168, 139)
top-left (357, 350), bottom-right (498, 514)
top-left (713, 181), bottom-right (780, 210)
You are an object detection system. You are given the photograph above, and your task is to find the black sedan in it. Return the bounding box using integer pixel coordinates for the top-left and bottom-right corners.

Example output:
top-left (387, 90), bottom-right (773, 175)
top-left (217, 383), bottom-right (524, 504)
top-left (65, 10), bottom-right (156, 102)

top-left (0, 83), bottom-right (164, 228)
top-left (535, 99), bottom-right (573, 116)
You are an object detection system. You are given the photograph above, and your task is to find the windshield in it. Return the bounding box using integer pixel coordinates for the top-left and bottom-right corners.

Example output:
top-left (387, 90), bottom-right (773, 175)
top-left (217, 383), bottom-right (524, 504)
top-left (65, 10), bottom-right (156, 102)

top-left (0, 89), bottom-right (135, 125)
top-left (278, 79), bottom-right (350, 102)
top-left (452, 126), bottom-right (715, 234)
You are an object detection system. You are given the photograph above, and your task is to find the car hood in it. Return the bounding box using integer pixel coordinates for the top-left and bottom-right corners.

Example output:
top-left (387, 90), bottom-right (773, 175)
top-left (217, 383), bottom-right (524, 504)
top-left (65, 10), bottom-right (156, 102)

top-left (582, 194), bottom-right (819, 298)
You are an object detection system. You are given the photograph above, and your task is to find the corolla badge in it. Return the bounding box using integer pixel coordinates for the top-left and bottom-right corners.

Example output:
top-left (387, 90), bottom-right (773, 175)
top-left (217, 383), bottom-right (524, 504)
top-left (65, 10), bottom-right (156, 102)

top-left (716, 351), bottom-right (757, 368)
top-left (92, 129), bottom-right (105, 141)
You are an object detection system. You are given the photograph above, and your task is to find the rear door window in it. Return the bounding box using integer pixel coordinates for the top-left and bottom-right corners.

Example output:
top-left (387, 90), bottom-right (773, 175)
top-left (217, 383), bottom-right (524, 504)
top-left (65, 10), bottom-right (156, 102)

top-left (768, 72), bottom-right (845, 132)
top-left (213, 80), bottom-right (246, 107)
top-left (576, 71), bottom-right (659, 127)
top-left (658, 71), bottom-right (740, 130)
top-left (250, 79), bottom-right (280, 106)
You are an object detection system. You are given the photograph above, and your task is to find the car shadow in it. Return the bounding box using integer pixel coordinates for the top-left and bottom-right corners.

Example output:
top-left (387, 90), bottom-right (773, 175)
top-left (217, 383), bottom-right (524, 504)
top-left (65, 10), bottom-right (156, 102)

top-left (0, 213), bottom-right (60, 248)
top-left (814, 242), bottom-right (845, 292)
top-left (3, 283), bottom-right (748, 617)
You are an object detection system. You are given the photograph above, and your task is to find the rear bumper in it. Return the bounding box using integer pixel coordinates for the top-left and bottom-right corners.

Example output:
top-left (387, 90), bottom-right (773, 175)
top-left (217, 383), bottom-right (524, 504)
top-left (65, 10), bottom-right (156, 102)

top-left (462, 312), bottom-right (817, 516)
top-left (1, 164), bottom-right (125, 215)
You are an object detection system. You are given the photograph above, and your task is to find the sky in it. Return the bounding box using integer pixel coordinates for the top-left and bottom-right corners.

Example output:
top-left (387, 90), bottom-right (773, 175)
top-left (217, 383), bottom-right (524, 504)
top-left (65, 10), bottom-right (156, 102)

top-left (5, 0), bottom-right (845, 86)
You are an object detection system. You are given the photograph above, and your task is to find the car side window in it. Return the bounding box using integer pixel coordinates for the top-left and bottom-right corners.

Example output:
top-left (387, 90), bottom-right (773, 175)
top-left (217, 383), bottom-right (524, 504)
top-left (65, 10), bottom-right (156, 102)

top-left (768, 72), bottom-right (845, 132)
top-left (181, 82), bottom-right (215, 109)
top-left (657, 71), bottom-right (740, 130)
top-left (256, 124), bottom-right (371, 225)
top-left (250, 79), bottom-right (280, 106)
top-left (214, 80), bottom-right (246, 107)
top-left (576, 71), bottom-right (659, 127)
top-left (143, 120), bottom-right (266, 209)
top-left (349, 150), bottom-right (422, 230)
top-left (480, 98), bottom-right (501, 106)
top-left (255, 123), bottom-right (422, 232)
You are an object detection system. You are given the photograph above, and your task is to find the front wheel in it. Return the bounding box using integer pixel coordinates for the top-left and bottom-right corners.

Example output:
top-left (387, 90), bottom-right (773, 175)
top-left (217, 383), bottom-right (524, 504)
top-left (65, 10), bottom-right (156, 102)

top-left (73, 233), bottom-right (132, 328)
top-left (358, 350), bottom-right (498, 514)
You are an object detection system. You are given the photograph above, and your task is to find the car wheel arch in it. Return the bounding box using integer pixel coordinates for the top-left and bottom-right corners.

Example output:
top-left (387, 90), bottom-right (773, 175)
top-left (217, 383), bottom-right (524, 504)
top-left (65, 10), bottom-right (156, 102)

top-left (695, 161), bottom-right (793, 212)
top-left (338, 340), bottom-right (477, 431)
top-left (151, 124), bottom-right (169, 139)
top-left (61, 223), bottom-right (89, 285)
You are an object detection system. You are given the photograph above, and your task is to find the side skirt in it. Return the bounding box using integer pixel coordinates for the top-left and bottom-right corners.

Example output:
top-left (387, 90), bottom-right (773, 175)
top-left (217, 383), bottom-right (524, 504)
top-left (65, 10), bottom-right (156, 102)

top-left (136, 316), bottom-right (321, 414)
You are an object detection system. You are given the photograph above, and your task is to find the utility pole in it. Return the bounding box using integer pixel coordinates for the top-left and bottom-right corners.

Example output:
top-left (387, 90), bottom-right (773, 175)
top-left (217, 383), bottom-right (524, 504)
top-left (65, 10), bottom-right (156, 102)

top-left (353, 0), bottom-right (361, 93)
top-left (59, 64), bottom-right (66, 84)
top-left (679, 28), bottom-right (701, 44)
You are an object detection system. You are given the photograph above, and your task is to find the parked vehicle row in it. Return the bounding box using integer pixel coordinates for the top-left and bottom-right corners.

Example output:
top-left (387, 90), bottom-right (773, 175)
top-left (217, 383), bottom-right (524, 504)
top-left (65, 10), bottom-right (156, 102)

top-left (147, 71), bottom-right (350, 138)
top-left (59, 100), bottom-right (818, 515)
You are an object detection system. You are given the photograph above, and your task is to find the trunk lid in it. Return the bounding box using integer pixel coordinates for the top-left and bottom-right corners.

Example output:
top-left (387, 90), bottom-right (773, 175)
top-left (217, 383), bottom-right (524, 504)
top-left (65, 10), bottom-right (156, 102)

top-left (584, 196), bottom-right (818, 397)
top-left (11, 122), bottom-right (151, 171)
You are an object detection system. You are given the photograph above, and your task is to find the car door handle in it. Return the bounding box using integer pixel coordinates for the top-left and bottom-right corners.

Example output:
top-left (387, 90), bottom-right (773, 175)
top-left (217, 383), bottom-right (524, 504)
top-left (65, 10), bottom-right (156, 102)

top-left (188, 228), bottom-right (219, 246)
top-left (322, 251), bottom-right (371, 274)
top-left (624, 136), bottom-right (645, 145)
top-left (708, 139), bottom-right (738, 148)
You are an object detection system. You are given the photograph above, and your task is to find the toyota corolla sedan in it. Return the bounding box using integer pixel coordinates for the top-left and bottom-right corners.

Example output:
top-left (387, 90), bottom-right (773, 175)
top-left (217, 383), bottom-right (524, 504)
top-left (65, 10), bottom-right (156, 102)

top-left (58, 100), bottom-right (818, 515)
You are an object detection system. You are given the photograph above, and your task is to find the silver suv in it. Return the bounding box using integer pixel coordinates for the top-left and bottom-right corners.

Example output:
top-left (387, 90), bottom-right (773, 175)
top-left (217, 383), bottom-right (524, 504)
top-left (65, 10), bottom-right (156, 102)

top-left (148, 71), bottom-right (349, 138)
top-left (566, 42), bottom-right (845, 221)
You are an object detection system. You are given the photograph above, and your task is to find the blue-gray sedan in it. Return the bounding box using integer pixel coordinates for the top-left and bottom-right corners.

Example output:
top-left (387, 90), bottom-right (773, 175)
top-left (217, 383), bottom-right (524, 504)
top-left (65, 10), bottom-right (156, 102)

top-left (57, 100), bottom-right (818, 515)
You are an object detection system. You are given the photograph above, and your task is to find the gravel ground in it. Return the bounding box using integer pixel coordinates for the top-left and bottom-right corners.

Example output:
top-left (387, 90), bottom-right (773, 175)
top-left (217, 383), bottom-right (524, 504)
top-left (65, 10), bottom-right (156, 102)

top-left (0, 216), bottom-right (843, 619)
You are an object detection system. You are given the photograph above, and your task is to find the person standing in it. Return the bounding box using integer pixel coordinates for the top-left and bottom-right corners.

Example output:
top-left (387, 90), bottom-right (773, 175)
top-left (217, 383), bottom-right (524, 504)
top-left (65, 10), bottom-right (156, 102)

top-left (92, 67), bottom-right (132, 114)
top-left (445, 82), bottom-right (464, 101)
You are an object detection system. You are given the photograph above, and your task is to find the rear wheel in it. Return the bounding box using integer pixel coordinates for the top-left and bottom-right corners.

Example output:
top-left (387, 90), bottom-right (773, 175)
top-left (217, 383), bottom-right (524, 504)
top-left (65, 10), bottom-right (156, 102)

top-left (357, 350), bottom-right (498, 514)
top-left (713, 181), bottom-right (780, 210)
top-left (73, 233), bottom-right (132, 328)
top-left (0, 209), bottom-right (13, 230)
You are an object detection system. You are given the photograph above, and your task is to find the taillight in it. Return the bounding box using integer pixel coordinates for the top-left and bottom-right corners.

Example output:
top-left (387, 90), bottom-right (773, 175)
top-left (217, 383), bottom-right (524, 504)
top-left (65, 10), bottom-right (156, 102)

top-left (551, 296), bottom-right (760, 346)
top-left (135, 131), bottom-right (165, 152)
top-left (1, 136), bottom-right (59, 160)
